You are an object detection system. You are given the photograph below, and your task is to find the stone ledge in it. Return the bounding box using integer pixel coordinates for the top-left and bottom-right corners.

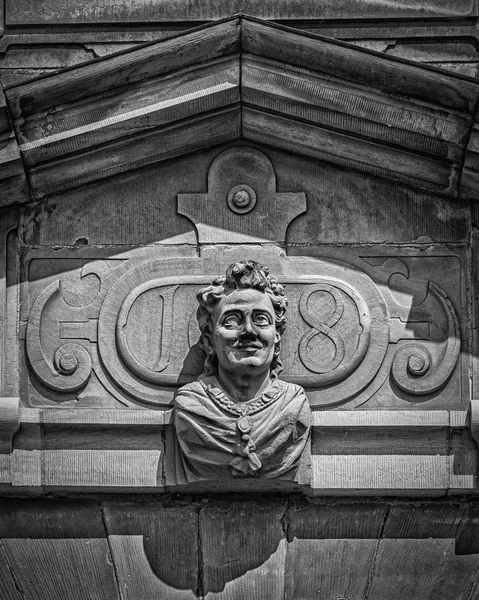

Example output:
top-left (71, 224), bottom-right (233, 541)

top-left (0, 408), bottom-right (475, 495)
top-left (19, 407), bottom-right (468, 427)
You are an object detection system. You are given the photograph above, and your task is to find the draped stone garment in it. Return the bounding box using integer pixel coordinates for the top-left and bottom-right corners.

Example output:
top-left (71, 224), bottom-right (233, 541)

top-left (174, 376), bottom-right (311, 484)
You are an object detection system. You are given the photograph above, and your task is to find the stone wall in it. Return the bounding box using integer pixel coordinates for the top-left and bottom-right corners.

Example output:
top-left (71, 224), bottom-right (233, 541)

top-left (1, 6), bottom-right (479, 599)
top-left (1, 497), bottom-right (479, 599)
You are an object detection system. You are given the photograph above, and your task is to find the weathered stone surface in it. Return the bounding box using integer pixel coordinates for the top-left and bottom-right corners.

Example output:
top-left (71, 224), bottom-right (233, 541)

top-left (0, 0), bottom-right (477, 518)
top-left (460, 121), bottom-right (479, 200)
top-left (40, 417), bottom-right (163, 489)
top-left (200, 501), bottom-right (287, 598)
top-left (384, 40), bottom-right (479, 62)
top-left (0, 4), bottom-right (478, 599)
top-left (0, 542), bottom-right (24, 600)
top-left (279, 151), bottom-right (470, 244)
top-left (103, 502), bottom-right (199, 598)
top-left (0, 498), bottom-right (105, 537)
top-left (0, 398), bottom-right (19, 453)
top-left (456, 504), bottom-right (479, 555)
top-left (382, 502), bottom-right (465, 539)
top-left (0, 92), bottom-right (27, 208)
top-left (5, 18), bottom-right (477, 200)
top-left (0, 499), bottom-right (477, 599)
top-left (365, 503), bottom-right (479, 599)
top-left (288, 501), bottom-right (386, 539)
top-left (19, 147), bottom-right (471, 248)
top-left (286, 538), bottom-right (378, 599)
top-left (424, 546), bottom-right (479, 600)
top-left (0, 206), bottom-right (19, 398)
top-left (367, 539), bottom-right (473, 600)
top-left (0, 500), bottom-right (120, 600)
top-left (0, 25), bottom-right (478, 92)
top-left (2, 539), bottom-right (119, 600)
top-left (6, 0), bottom-right (477, 24)
top-left (0, 406), bottom-right (473, 494)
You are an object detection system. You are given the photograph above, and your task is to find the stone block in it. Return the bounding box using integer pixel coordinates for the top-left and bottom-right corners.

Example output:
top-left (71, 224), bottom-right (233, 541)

top-left (103, 502), bottom-right (199, 597)
top-left (200, 501), bottom-right (287, 598)
top-left (382, 502), bottom-right (465, 539)
top-left (285, 538), bottom-right (378, 600)
top-left (366, 539), bottom-right (475, 600)
top-left (0, 500), bottom-right (119, 600)
top-left (0, 542), bottom-right (24, 600)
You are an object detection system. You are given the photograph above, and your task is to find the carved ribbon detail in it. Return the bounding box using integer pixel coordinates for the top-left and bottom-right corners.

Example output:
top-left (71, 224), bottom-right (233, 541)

top-left (391, 282), bottom-right (460, 395)
top-left (26, 281), bottom-right (92, 392)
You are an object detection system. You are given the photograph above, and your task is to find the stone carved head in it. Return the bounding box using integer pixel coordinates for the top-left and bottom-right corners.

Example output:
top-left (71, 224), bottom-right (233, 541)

top-left (196, 261), bottom-right (287, 378)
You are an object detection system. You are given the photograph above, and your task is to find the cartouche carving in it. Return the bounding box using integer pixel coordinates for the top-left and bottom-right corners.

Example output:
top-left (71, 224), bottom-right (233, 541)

top-left (174, 261), bottom-right (311, 483)
top-left (24, 249), bottom-right (461, 410)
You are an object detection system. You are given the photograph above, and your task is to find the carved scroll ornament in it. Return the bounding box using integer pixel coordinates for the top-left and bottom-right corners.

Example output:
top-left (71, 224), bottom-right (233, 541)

top-left (391, 282), bottom-right (460, 395)
top-left (26, 280), bottom-right (92, 393)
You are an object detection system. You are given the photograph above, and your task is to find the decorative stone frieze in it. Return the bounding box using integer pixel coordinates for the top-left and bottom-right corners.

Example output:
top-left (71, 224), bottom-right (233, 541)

top-left (0, 16), bottom-right (477, 496)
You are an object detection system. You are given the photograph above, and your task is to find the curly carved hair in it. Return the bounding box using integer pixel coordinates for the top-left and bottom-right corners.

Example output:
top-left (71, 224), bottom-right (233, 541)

top-left (196, 261), bottom-right (288, 377)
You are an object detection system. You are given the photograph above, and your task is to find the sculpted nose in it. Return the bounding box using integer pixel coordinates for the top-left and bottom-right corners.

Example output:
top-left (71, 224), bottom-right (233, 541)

top-left (243, 315), bottom-right (255, 336)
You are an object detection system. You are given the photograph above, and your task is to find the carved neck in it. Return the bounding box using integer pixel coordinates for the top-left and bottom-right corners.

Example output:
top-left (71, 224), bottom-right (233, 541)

top-left (216, 367), bottom-right (272, 403)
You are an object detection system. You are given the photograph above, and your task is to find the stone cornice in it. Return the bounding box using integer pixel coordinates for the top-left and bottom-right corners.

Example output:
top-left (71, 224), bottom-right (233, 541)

top-left (1, 15), bottom-right (479, 203)
top-left (6, 0), bottom-right (478, 26)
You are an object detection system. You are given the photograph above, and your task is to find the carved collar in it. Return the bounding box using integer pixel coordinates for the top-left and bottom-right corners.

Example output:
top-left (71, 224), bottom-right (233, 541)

top-left (199, 376), bottom-right (283, 418)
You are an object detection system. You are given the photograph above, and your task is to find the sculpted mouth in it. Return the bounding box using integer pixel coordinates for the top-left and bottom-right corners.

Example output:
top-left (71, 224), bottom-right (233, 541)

top-left (237, 343), bottom-right (262, 351)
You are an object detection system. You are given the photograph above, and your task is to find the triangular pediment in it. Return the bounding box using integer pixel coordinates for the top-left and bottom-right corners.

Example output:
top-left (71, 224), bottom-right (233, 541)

top-left (1, 15), bottom-right (478, 204)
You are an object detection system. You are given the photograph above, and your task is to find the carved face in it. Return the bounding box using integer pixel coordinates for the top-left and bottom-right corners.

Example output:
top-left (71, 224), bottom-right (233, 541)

top-left (212, 288), bottom-right (280, 378)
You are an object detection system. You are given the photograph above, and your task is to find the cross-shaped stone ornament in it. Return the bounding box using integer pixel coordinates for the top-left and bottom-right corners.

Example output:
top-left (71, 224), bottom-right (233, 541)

top-left (178, 146), bottom-right (307, 244)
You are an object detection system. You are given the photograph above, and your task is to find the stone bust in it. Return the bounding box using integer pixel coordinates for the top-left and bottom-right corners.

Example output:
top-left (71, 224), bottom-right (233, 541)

top-left (174, 261), bottom-right (311, 484)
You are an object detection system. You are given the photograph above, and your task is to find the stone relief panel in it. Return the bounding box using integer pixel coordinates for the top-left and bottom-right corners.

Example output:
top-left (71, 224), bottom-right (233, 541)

top-left (18, 146), bottom-right (466, 412)
top-left (22, 246), bottom-right (464, 411)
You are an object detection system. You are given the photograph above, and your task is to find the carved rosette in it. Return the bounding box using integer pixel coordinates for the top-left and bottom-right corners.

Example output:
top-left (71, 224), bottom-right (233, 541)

top-left (24, 253), bottom-right (461, 409)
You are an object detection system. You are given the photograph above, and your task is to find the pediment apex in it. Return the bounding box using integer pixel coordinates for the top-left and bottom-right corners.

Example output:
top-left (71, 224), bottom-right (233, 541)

top-left (6, 15), bottom-right (479, 115)
top-left (2, 15), bottom-right (479, 201)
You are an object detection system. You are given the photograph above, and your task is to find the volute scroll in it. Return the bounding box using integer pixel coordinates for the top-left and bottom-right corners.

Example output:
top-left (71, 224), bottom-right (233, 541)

top-left (391, 282), bottom-right (461, 395)
top-left (26, 280), bottom-right (93, 393)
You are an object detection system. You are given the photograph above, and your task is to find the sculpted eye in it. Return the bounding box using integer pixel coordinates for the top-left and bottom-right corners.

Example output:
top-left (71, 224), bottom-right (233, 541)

top-left (253, 313), bottom-right (272, 326)
top-left (222, 313), bottom-right (241, 328)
